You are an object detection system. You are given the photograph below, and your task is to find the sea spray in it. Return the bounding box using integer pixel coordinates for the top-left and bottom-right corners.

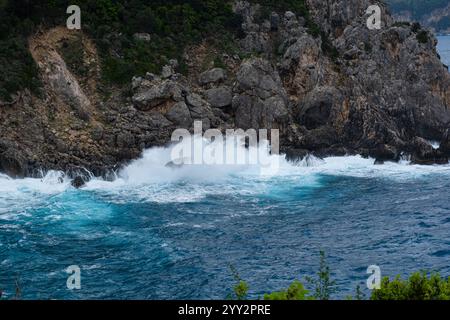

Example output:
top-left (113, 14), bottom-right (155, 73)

top-left (0, 139), bottom-right (449, 207)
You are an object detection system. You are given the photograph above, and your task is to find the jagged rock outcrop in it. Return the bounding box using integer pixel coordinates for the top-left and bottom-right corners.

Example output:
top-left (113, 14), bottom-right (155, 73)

top-left (199, 68), bottom-right (227, 86)
top-left (205, 86), bottom-right (233, 108)
top-left (232, 58), bottom-right (290, 131)
top-left (131, 75), bottom-right (186, 111)
top-left (411, 137), bottom-right (448, 165)
top-left (29, 28), bottom-right (95, 121)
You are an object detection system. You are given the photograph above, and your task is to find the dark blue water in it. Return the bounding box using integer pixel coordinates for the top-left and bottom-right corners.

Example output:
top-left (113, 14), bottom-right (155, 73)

top-left (1, 154), bottom-right (450, 299)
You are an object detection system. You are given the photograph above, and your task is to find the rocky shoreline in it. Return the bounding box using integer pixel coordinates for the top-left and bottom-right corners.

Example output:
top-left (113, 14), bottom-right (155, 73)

top-left (0, 0), bottom-right (449, 183)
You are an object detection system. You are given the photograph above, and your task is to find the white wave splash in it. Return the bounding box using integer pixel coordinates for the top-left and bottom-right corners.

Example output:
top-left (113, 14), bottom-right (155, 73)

top-left (0, 136), bottom-right (449, 206)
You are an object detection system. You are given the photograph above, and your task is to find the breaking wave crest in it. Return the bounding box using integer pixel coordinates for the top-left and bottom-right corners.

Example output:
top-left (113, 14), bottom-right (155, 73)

top-left (0, 136), bottom-right (449, 206)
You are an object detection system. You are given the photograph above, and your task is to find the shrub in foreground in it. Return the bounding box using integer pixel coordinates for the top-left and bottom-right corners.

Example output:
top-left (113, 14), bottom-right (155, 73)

top-left (371, 272), bottom-right (450, 300)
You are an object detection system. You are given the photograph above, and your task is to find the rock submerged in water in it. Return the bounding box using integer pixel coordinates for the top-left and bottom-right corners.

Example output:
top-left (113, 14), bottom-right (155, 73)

top-left (165, 161), bottom-right (183, 169)
top-left (71, 176), bottom-right (86, 189)
top-left (410, 137), bottom-right (449, 165)
top-left (165, 158), bottom-right (191, 169)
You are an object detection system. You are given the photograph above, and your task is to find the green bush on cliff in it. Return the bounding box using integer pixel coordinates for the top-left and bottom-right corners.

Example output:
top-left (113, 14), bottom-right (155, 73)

top-left (228, 265), bottom-right (250, 300)
top-left (0, 37), bottom-right (41, 101)
top-left (0, 0), bottom-right (335, 99)
top-left (0, 0), bottom-right (243, 96)
top-left (67, 0), bottom-right (242, 84)
top-left (250, 0), bottom-right (309, 17)
top-left (416, 30), bottom-right (429, 44)
top-left (249, 0), bottom-right (320, 37)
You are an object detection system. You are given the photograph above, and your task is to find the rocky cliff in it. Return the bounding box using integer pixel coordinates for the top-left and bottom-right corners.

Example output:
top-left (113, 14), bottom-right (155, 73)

top-left (0, 0), bottom-right (449, 179)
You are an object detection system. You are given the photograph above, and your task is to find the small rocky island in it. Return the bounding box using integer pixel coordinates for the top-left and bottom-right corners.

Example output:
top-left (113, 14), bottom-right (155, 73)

top-left (0, 0), bottom-right (449, 181)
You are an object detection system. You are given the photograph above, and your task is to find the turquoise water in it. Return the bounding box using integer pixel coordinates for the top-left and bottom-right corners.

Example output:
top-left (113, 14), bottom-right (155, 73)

top-left (0, 37), bottom-right (449, 300)
top-left (438, 35), bottom-right (450, 66)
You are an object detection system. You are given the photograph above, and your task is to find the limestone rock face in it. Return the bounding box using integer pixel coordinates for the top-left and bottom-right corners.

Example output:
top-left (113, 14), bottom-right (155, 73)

top-left (132, 75), bottom-right (186, 111)
top-left (411, 137), bottom-right (448, 165)
top-left (306, 0), bottom-right (393, 37)
top-left (205, 87), bottom-right (233, 108)
top-left (232, 58), bottom-right (290, 130)
top-left (199, 68), bottom-right (227, 85)
top-left (0, 141), bottom-right (28, 178)
top-left (295, 86), bottom-right (343, 130)
top-left (29, 29), bottom-right (92, 121)
top-left (166, 102), bottom-right (193, 128)
top-left (1, 1), bottom-right (450, 178)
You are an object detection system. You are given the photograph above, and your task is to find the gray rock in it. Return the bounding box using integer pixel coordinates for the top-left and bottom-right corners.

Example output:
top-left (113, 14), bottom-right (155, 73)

top-left (199, 68), bottom-right (226, 85)
top-left (235, 58), bottom-right (285, 98)
top-left (132, 78), bottom-right (186, 111)
top-left (284, 11), bottom-right (296, 21)
top-left (166, 102), bottom-right (192, 127)
top-left (205, 86), bottom-right (233, 108)
top-left (185, 93), bottom-right (215, 127)
top-left (261, 20), bottom-right (271, 33)
top-left (71, 176), bottom-right (86, 189)
top-left (281, 35), bottom-right (320, 71)
top-left (131, 76), bottom-right (144, 90)
top-left (0, 144), bottom-right (27, 178)
top-left (133, 33), bottom-right (151, 42)
top-left (161, 65), bottom-right (174, 79)
top-left (91, 125), bottom-right (104, 141)
top-left (169, 59), bottom-right (179, 69)
top-left (116, 132), bottom-right (135, 148)
top-left (240, 32), bottom-right (271, 54)
top-left (145, 72), bottom-right (157, 81)
top-left (295, 86), bottom-right (341, 130)
top-left (233, 58), bottom-right (289, 130)
top-left (284, 148), bottom-right (309, 163)
top-left (369, 144), bottom-right (400, 163)
top-left (186, 93), bottom-right (206, 110)
top-left (411, 137), bottom-right (448, 165)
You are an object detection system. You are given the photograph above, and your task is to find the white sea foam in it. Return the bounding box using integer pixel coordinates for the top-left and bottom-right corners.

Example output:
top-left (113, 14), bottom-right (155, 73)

top-left (82, 137), bottom-right (449, 203)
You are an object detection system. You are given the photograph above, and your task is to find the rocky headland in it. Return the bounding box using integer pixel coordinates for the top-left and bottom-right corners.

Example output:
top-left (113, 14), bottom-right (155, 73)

top-left (0, 0), bottom-right (449, 181)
